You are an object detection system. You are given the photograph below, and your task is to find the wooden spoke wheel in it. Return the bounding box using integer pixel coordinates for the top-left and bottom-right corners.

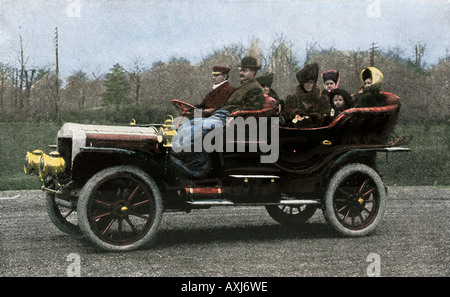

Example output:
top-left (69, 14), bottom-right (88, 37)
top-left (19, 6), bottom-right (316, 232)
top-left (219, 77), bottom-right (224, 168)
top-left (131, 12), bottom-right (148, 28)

top-left (323, 163), bottom-right (387, 237)
top-left (77, 166), bottom-right (163, 252)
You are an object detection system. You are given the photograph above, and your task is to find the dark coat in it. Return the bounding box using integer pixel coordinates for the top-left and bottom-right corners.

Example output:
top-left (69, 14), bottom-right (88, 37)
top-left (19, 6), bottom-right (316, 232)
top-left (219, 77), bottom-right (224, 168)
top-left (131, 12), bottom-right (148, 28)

top-left (283, 84), bottom-right (331, 128)
top-left (221, 78), bottom-right (265, 113)
top-left (196, 81), bottom-right (234, 110)
top-left (352, 85), bottom-right (386, 108)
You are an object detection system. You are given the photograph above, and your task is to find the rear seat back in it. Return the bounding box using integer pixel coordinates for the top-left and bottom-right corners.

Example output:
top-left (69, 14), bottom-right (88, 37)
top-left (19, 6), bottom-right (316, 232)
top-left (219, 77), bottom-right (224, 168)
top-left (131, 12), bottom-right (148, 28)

top-left (328, 92), bottom-right (400, 145)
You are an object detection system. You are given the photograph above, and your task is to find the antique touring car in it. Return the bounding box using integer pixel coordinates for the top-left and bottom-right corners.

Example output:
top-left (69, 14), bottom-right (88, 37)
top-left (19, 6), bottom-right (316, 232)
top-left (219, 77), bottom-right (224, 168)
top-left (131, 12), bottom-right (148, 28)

top-left (24, 92), bottom-right (410, 251)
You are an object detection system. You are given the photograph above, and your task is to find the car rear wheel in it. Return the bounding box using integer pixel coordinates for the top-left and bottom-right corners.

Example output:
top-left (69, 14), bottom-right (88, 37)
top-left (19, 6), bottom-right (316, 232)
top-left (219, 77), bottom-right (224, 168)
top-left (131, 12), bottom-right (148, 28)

top-left (265, 203), bottom-right (317, 226)
top-left (322, 163), bottom-right (387, 237)
top-left (77, 166), bottom-right (163, 252)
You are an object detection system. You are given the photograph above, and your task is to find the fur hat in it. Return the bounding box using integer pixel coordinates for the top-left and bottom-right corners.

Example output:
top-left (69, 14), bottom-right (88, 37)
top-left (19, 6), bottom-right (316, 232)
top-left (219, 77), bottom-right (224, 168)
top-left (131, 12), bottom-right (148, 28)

top-left (296, 63), bottom-right (319, 85)
top-left (321, 69), bottom-right (340, 88)
top-left (256, 72), bottom-right (274, 86)
top-left (329, 88), bottom-right (352, 108)
top-left (238, 56), bottom-right (261, 70)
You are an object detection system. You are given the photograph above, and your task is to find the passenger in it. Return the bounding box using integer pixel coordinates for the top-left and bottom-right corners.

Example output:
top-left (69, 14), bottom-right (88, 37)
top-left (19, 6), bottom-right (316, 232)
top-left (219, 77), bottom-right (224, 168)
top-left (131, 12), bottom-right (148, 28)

top-left (352, 67), bottom-right (387, 108)
top-left (256, 72), bottom-right (279, 114)
top-left (283, 63), bottom-right (331, 128)
top-left (329, 88), bottom-right (352, 119)
top-left (196, 66), bottom-right (234, 114)
top-left (220, 57), bottom-right (265, 113)
top-left (321, 69), bottom-right (340, 98)
top-left (170, 56), bottom-right (267, 179)
top-left (256, 72), bottom-right (279, 102)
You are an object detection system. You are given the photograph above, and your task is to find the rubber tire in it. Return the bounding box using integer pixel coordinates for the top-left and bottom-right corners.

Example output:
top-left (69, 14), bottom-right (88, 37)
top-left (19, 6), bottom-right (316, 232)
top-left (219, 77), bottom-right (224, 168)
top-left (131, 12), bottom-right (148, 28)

top-left (77, 165), bottom-right (163, 252)
top-left (45, 192), bottom-right (85, 239)
top-left (265, 204), bottom-right (317, 226)
top-left (322, 163), bottom-right (387, 237)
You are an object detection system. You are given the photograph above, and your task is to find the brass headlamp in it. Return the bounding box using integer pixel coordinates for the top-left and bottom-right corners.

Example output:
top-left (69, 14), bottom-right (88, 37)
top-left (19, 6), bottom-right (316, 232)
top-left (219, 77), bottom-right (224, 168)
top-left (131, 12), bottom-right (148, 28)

top-left (24, 150), bottom-right (65, 180)
top-left (24, 150), bottom-right (44, 174)
top-left (157, 115), bottom-right (177, 147)
top-left (39, 151), bottom-right (65, 180)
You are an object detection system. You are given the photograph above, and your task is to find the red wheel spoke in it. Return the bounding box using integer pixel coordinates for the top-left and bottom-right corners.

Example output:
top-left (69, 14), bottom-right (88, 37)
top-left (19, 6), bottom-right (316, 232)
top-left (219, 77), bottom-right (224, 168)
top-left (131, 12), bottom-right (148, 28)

top-left (344, 209), bottom-right (351, 222)
top-left (362, 184), bottom-right (376, 197)
top-left (92, 211), bottom-right (112, 220)
top-left (127, 185), bottom-right (141, 202)
top-left (85, 171), bottom-right (158, 247)
top-left (131, 199), bottom-right (150, 208)
top-left (337, 205), bottom-right (348, 214)
top-left (358, 179), bottom-right (370, 197)
top-left (125, 217), bottom-right (138, 233)
top-left (94, 199), bottom-right (113, 208)
top-left (101, 218), bottom-right (116, 235)
top-left (63, 208), bottom-right (75, 219)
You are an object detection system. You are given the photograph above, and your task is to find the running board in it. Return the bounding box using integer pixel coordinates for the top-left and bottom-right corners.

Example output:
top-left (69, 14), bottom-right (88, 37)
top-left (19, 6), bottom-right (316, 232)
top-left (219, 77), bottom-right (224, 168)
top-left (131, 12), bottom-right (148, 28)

top-left (186, 199), bottom-right (321, 206)
top-left (277, 199), bottom-right (321, 205)
top-left (186, 200), bottom-right (234, 206)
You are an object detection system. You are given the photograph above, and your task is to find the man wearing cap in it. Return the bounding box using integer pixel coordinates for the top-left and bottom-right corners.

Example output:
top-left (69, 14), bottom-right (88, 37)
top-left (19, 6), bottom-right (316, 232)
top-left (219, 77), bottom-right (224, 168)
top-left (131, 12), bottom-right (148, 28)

top-left (196, 66), bottom-right (234, 111)
top-left (170, 57), bottom-right (269, 179)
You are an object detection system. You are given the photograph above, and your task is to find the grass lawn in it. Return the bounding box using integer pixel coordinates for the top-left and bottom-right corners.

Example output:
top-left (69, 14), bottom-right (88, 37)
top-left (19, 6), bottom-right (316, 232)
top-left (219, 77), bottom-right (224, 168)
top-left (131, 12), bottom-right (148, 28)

top-left (0, 120), bottom-right (448, 191)
top-left (376, 123), bottom-right (449, 186)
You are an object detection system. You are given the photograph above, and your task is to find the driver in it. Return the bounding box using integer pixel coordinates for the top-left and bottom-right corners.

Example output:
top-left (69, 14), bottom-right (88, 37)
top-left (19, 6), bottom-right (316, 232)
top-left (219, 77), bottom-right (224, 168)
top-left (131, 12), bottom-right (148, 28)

top-left (196, 66), bottom-right (234, 113)
top-left (170, 56), bottom-right (267, 179)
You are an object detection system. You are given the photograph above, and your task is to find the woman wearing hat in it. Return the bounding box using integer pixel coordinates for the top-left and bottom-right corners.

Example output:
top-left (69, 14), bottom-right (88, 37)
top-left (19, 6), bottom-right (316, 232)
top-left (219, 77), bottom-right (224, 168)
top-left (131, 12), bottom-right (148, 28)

top-left (321, 69), bottom-right (340, 96)
top-left (352, 67), bottom-right (386, 108)
top-left (283, 63), bottom-right (331, 128)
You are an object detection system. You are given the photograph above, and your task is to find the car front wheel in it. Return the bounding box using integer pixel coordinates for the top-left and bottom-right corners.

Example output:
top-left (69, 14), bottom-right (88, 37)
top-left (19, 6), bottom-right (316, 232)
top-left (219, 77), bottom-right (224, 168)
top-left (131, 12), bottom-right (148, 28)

top-left (77, 166), bottom-right (163, 252)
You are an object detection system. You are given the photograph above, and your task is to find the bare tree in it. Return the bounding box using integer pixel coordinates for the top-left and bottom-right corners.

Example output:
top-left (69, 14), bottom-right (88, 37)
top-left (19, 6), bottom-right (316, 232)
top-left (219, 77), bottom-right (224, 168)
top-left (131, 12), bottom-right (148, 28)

top-left (128, 60), bottom-right (144, 104)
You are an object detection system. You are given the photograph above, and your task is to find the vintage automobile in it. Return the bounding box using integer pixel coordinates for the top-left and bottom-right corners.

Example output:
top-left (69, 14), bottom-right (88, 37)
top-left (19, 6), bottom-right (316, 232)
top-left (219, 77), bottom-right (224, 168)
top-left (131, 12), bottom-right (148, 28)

top-left (24, 92), bottom-right (410, 252)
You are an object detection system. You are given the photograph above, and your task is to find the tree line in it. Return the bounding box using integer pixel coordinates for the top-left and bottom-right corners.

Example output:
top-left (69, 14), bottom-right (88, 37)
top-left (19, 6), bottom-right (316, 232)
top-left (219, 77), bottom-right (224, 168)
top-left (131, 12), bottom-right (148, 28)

top-left (0, 38), bottom-right (448, 124)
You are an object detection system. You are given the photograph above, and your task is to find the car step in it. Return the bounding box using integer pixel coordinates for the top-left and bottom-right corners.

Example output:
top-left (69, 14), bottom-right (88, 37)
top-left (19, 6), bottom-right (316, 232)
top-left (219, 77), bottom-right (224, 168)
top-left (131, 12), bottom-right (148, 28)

top-left (277, 199), bottom-right (321, 205)
top-left (186, 199), bottom-right (321, 206)
top-left (186, 199), bottom-right (234, 206)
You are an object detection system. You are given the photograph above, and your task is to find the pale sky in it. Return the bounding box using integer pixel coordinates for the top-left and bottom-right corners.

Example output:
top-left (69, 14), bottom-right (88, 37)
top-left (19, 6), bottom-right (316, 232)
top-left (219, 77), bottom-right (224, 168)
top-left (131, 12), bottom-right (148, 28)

top-left (1, 0), bottom-right (449, 79)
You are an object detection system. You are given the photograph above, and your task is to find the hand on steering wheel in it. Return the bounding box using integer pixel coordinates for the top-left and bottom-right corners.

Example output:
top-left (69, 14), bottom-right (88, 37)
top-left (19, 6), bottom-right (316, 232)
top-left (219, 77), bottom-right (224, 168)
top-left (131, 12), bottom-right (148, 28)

top-left (172, 99), bottom-right (196, 115)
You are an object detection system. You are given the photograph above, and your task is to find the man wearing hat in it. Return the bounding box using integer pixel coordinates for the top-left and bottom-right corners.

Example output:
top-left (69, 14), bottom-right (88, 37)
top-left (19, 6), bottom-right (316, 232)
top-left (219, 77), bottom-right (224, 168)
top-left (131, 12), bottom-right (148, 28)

top-left (220, 56), bottom-right (266, 113)
top-left (170, 57), bottom-right (269, 179)
top-left (196, 66), bottom-right (234, 111)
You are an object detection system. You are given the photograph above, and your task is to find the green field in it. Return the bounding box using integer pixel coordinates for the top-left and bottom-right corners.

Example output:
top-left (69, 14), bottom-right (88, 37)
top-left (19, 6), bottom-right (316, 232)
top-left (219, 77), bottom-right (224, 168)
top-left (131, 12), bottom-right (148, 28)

top-left (0, 120), bottom-right (448, 191)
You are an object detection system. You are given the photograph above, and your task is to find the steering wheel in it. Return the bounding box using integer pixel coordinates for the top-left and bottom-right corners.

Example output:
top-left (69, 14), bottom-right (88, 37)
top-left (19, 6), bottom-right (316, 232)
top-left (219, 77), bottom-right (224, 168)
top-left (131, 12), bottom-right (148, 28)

top-left (172, 99), bottom-right (196, 114)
